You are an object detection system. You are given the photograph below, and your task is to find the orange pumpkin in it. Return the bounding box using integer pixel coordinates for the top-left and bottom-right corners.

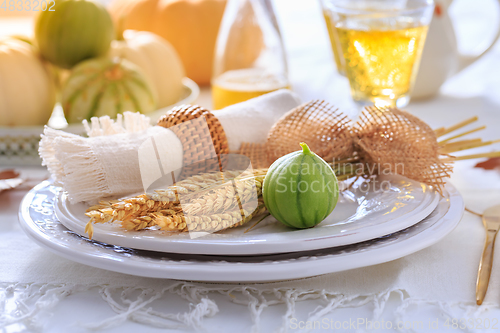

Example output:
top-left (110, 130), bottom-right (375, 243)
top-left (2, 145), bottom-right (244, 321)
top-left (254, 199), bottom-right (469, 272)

top-left (109, 0), bottom-right (226, 85)
top-left (108, 0), bottom-right (263, 86)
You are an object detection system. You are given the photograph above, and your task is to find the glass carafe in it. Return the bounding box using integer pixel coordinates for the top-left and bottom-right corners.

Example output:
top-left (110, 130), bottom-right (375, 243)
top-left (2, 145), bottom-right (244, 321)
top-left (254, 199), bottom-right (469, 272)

top-left (212, 0), bottom-right (290, 110)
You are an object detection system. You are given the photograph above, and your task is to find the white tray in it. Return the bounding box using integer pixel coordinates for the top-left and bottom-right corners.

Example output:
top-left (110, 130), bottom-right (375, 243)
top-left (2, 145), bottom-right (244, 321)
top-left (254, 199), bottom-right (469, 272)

top-left (0, 77), bottom-right (199, 166)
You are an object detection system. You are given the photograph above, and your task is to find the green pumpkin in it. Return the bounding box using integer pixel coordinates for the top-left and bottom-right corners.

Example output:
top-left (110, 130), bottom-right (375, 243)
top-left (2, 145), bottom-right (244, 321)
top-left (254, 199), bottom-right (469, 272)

top-left (263, 143), bottom-right (339, 229)
top-left (35, 0), bottom-right (114, 69)
top-left (61, 57), bottom-right (157, 123)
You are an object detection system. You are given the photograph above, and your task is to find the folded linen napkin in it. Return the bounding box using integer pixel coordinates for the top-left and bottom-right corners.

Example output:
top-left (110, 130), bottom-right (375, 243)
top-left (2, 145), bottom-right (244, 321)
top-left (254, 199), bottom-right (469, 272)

top-left (39, 89), bottom-right (300, 204)
top-left (215, 90), bottom-right (301, 151)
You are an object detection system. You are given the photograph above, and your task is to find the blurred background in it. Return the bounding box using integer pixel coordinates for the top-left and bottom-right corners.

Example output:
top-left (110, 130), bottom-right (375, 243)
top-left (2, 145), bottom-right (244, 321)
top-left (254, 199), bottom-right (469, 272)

top-left (1, 0), bottom-right (499, 165)
top-left (1, 0), bottom-right (499, 109)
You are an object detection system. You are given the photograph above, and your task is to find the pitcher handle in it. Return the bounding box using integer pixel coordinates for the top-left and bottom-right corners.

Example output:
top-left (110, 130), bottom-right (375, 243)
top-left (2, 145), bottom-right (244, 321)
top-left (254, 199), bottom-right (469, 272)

top-left (457, 0), bottom-right (500, 72)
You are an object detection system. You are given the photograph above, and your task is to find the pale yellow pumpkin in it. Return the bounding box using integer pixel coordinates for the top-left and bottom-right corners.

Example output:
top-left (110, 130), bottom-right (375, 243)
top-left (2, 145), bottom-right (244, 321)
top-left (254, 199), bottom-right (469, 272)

top-left (109, 30), bottom-right (185, 109)
top-left (0, 38), bottom-right (56, 126)
top-left (108, 0), bottom-right (262, 85)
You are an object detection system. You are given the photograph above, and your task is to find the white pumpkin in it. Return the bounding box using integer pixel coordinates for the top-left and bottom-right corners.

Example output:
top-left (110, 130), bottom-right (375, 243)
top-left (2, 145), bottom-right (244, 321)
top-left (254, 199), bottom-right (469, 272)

top-left (0, 38), bottom-right (56, 126)
top-left (109, 30), bottom-right (185, 109)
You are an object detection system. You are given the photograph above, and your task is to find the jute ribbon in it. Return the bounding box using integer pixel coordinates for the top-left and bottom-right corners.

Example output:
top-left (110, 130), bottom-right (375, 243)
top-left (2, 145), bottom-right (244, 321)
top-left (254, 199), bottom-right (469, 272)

top-left (157, 101), bottom-right (454, 192)
top-left (238, 100), bottom-right (453, 192)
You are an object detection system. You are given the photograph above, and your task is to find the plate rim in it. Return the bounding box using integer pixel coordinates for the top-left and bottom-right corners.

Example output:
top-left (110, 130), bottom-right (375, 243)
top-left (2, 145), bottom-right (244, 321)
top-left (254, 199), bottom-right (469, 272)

top-left (54, 174), bottom-right (440, 255)
top-left (18, 181), bottom-right (464, 282)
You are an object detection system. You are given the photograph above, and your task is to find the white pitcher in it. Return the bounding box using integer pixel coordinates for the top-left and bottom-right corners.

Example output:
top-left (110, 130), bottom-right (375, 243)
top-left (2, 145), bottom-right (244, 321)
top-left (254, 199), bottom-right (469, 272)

top-left (412, 0), bottom-right (500, 99)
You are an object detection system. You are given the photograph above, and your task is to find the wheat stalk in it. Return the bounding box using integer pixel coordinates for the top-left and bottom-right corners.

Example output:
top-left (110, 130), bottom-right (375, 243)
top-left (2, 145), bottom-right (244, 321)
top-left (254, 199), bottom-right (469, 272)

top-left (84, 170), bottom-right (250, 224)
top-left (122, 200), bottom-right (266, 233)
top-left (435, 116), bottom-right (499, 160)
top-left (84, 169), bottom-right (269, 239)
top-left (86, 194), bottom-right (176, 224)
top-left (181, 175), bottom-right (264, 216)
top-left (122, 206), bottom-right (185, 231)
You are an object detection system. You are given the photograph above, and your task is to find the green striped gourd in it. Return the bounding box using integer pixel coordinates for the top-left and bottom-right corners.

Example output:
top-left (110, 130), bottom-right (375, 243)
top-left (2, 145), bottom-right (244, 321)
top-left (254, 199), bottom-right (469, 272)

top-left (263, 143), bottom-right (339, 229)
top-left (35, 0), bottom-right (114, 69)
top-left (61, 57), bottom-right (157, 124)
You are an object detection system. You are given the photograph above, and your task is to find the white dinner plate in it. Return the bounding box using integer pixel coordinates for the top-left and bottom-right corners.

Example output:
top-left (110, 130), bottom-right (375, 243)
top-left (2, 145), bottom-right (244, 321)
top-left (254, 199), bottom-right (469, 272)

top-left (18, 180), bottom-right (463, 282)
top-left (55, 174), bottom-right (439, 255)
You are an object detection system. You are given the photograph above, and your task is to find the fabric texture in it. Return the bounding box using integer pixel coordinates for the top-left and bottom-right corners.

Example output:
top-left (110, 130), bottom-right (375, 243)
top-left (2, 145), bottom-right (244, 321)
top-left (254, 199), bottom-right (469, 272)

top-left (40, 123), bottom-right (182, 204)
top-left (215, 89), bottom-right (302, 152)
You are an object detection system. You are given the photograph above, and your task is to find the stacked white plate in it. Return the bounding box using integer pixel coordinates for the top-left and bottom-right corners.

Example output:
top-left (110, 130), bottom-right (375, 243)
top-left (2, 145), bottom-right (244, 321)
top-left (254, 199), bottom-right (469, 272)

top-left (18, 174), bottom-right (464, 282)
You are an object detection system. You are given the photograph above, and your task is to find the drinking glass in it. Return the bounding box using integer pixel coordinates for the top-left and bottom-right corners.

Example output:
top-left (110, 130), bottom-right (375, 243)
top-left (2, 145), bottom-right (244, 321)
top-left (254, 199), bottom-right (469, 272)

top-left (321, 0), bottom-right (434, 108)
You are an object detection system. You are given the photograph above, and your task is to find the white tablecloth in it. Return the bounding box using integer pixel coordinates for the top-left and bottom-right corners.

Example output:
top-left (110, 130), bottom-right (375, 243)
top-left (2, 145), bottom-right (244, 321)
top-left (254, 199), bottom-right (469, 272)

top-left (2, 0), bottom-right (500, 332)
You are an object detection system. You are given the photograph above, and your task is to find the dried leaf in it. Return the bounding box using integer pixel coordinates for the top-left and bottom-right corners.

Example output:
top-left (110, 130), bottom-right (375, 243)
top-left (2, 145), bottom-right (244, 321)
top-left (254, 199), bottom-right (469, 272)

top-left (0, 170), bottom-right (19, 180)
top-left (475, 157), bottom-right (500, 170)
top-left (0, 170), bottom-right (22, 192)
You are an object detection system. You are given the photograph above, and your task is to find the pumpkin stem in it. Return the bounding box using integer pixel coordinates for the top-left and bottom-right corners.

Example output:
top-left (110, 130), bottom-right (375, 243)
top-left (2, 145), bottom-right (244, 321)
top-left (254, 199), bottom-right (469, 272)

top-left (299, 142), bottom-right (312, 155)
top-left (105, 63), bottom-right (124, 81)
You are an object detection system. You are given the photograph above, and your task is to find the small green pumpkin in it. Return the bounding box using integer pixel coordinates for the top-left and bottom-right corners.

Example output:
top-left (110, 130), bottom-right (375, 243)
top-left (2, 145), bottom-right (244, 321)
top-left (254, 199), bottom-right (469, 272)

top-left (61, 57), bottom-right (157, 123)
top-left (263, 143), bottom-right (339, 229)
top-left (35, 0), bottom-right (114, 69)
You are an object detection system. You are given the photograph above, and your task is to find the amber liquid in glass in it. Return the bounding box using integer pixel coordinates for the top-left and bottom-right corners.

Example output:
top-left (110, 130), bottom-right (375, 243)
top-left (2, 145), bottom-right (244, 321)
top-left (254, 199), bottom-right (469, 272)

top-left (212, 69), bottom-right (289, 110)
top-left (336, 20), bottom-right (428, 107)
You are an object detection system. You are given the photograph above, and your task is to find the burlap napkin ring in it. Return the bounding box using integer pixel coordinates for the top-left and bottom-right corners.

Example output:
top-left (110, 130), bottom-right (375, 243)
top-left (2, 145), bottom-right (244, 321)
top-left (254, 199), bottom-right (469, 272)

top-left (157, 105), bottom-right (229, 178)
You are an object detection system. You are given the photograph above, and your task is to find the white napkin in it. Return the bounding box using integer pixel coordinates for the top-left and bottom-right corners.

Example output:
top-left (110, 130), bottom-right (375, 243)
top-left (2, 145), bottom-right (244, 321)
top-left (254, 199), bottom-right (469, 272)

top-left (40, 120), bottom-right (182, 204)
top-left (39, 90), bottom-right (300, 204)
top-left (215, 89), bottom-right (302, 151)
